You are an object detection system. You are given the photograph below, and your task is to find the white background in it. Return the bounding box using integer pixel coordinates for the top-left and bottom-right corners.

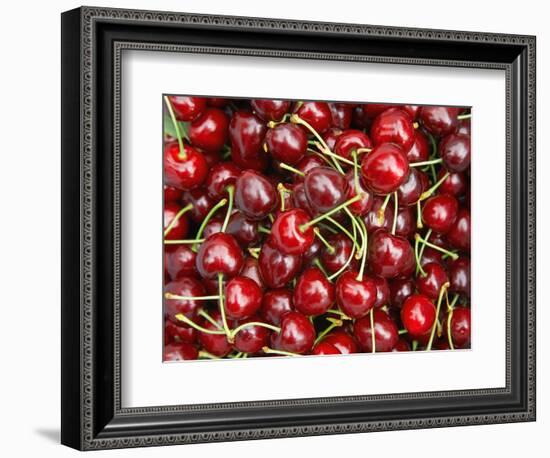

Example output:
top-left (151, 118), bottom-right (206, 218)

top-left (0, 0), bottom-right (546, 457)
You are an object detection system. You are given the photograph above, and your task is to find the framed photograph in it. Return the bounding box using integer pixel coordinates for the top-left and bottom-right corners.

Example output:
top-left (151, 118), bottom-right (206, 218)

top-left (61, 6), bottom-right (536, 450)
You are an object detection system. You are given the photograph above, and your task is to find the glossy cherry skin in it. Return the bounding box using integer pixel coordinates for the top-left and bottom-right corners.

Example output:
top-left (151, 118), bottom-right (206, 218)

top-left (164, 185), bottom-right (183, 203)
top-left (269, 208), bottom-right (314, 255)
top-left (189, 108), bottom-right (229, 153)
top-left (457, 118), bottom-right (471, 136)
top-left (293, 154), bottom-right (325, 183)
top-left (229, 111), bottom-right (268, 171)
top-left (226, 211), bottom-right (260, 247)
top-left (438, 169), bottom-right (468, 196)
top-left (233, 316), bottom-right (271, 353)
top-left (168, 96), bottom-right (206, 122)
top-left (224, 276), bottom-right (263, 320)
top-left (293, 267), bottom-right (334, 316)
top-left (421, 194), bottom-right (459, 233)
top-left (439, 133), bottom-right (471, 172)
top-left (395, 205), bottom-right (415, 239)
top-left (416, 262), bottom-right (449, 300)
top-left (446, 208), bottom-right (470, 252)
top-left (364, 196), bottom-right (392, 233)
top-left (304, 166), bottom-right (349, 213)
top-left (234, 170), bottom-right (277, 221)
top-left (371, 275), bottom-right (390, 308)
top-left (401, 294), bottom-right (436, 337)
top-left (353, 310), bottom-right (399, 352)
top-left (329, 103), bottom-right (353, 129)
top-left (389, 277), bottom-right (415, 309)
top-left (320, 234), bottom-right (357, 274)
top-left (449, 257), bottom-right (470, 297)
top-left (205, 162), bottom-right (241, 200)
top-left (207, 97), bottom-right (229, 108)
top-left (198, 310), bottom-right (232, 357)
top-left (265, 123), bottom-right (308, 165)
top-left (367, 230), bottom-right (415, 279)
top-left (164, 277), bottom-right (206, 322)
top-left (335, 271), bottom-right (377, 318)
top-left (196, 233), bottom-right (244, 279)
top-left (361, 143), bottom-right (409, 194)
top-left (165, 244), bottom-right (197, 281)
top-left (182, 188), bottom-right (214, 223)
top-left (419, 106), bottom-right (460, 137)
top-left (392, 338), bottom-right (411, 352)
top-left (312, 341), bottom-right (341, 355)
top-left (163, 202), bottom-right (190, 240)
top-left (370, 108), bottom-right (415, 151)
top-left (291, 182), bottom-right (315, 216)
top-left (323, 128), bottom-right (344, 151)
top-left (296, 101), bottom-right (332, 134)
top-left (164, 143), bottom-right (208, 191)
top-left (334, 129), bottom-right (372, 162)
top-left (260, 289), bottom-right (294, 325)
top-left (165, 319), bottom-right (197, 345)
top-left (258, 240), bottom-right (303, 288)
top-left (239, 256), bottom-right (264, 289)
top-left (398, 169), bottom-right (427, 206)
top-left (251, 99), bottom-right (291, 122)
top-left (163, 342), bottom-right (199, 361)
top-left (323, 331), bottom-right (359, 354)
top-left (445, 307), bottom-right (471, 348)
top-left (345, 170), bottom-right (374, 216)
top-left (403, 105), bottom-right (420, 120)
top-left (275, 311), bottom-right (316, 354)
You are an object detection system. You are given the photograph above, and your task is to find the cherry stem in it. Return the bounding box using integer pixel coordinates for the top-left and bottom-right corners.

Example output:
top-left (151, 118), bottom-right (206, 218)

top-left (198, 350), bottom-right (220, 359)
top-left (420, 172), bottom-right (450, 201)
top-left (198, 309), bottom-right (223, 330)
top-left (426, 282), bottom-right (450, 351)
top-left (327, 308), bottom-right (352, 320)
top-left (279, 162), bottom-right (305, 177)
top-left (416, 199), bottom-right (423, 229)
top-left (318, 222), bottom-right (338, 235)
top-left (231, 321), bottom-right (280, 338)
top-left (300, 194), bottom-right (362, 231)
top-left (326, 215), bottom-right (361, 253)
top-left (312, 141), bottom-right (353, 167)
top-left (356, 217), bottom-right (369, 281)
top-left (391, 192), bottom-right (398, 236)
top-left (343, 207), bottom-right (365, 260)
top-left (192, 198), bottom-right (228, 251)
top-left (352, 150), bottom-right (360, 194)
top-left (412, 340), bottom-right (419, 351)
top-left (163, 96), bottom-right (187, 160)
top-left (415, 228), bottom-right (432, 276)
top-left (165, 292), bottom-right (219, 301)
top-left (164, 203), bottom-right (193, 238)
top-left (313, 258), bottom-right (330, 278)
top-left (314, 228), bottom-right (335, 254)
top-left (262, 347), bottom-right (302, 357)
top-left (229, 352), bottom-right (243, 358)
top-left (258, 225), bottom-right (271, 235)
top-left (164, 238), bottom-right (205, 245)
top-left (446, 293), bottom-right (459, 350)
top-left (410, 158), bottom-right (443, 167)
top-left (415, 234), bottom-right (459, 260)
top-left (377, 193), bottom-right (392, 225)
top-left (369, 308), bottom-right (376, 353)
top-left (398, 329), bottom-right (408, 335)
top-left (175, 313), bottom-right (225, 335)
top-left (355, 147), bottom-right (372, 155)
top-left (277, 183), bottom-right (292, 212)
top-left (314, 317), bottom-right (344, 345)
top-left (328, 217), bottom-right (358, 281)
top-left (307, 149), bottom-right (334, 167)
top-left (218, 273), bottom-right (232, 340)
top-left (457, 113), bottom-right (472, 120)
top-left (268, 213), bottom-right (275, 223)
top-left (248, 247), bottom-right (261, 258)
top-left (426, 132), bottom-right (438, 182)
top-left (220, 185), bottom-right (235, 233)
top-left (266, 115), bottom-right (291, 129)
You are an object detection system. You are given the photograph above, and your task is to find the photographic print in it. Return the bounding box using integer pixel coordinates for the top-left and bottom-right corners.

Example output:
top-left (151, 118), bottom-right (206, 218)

top-left (162, 97), bottom-right (471, 361)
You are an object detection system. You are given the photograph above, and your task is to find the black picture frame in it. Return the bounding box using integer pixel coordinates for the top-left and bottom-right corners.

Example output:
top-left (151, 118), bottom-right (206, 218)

top-left (61, 6), bottom-right (536, 450)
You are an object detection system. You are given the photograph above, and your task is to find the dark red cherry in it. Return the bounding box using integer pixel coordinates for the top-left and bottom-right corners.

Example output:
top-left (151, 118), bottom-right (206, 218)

top-left (229, 111), bottom-right (268, 171)
top-left (312, 341), bottom-right (340, 355)
top-left (260, 289), bottom-right (294, 325)
top-left (239, 256), bottom-right (264, 289)
top-left (320, 233), bottom-right (357, 274)
top-left (226, 212), bottom-right (260, 247)
top-left (438, 170), bottom-right (468, 197)
top-left (276, 311), bottom-right (316, 354)
top-left (163, 202), bottom-right (189, 240)
top-left (293, 267), bottom-right (334, 316)
top-left (446, 208), bottom-right (470, 252)
top-left (364, 196), bottom-right (392, 233)
top-left (367, 230), bottom-right (415, 279)
top-left (392, 338), bottom-right (411, 352)
top-left (198, 310), bottom-right (232, 357)
top-left (234, 170), bottom-right (277, 220)
top-left (371, 275), bottom-right (390, 308)
top-left (419, 246), bottom-right (444, 268)
top-left (416, 262), bottom-right (449, 300)
top-left (401, 294), bottom-right (436, 337)
top-left (207, 97), bottom-right (229, 108)
top-left (304, 166), bottom-right (348, 213)
top-left (361, 143), bottom-right (409, 194)
top-left (370, 107), bottom-right (415, 151)
top-left (439, 133), bottom-right (471, 172)
top-left (291, 182), bottom-right (315, 216)
top-left (164, 319), bottom-right (196, 345)
top-left (258, 240), bottom-right (302, 288)
top-left (165, 244), bottom-right (197, 280)
top-left (265, 123), bottom-right (308, 165)
top-left (445, 307), bottom-right (471, 348)
top-left (224, 276), bottom-right (262, 320)
top-left (405, 129), bottom-right (430, 163)
top-left (449, 257), bottom-right (470, 297)
top-left (323, 331), bottom-right (358, 354)
top-left (189, 108), bottom-right (229, 153)
top-left (163, 342), bottom-right (198, 361)
top-left (419, 106), bottom-right (460, 137)
top-left (205, 162), bottom-right (241, 200)
top-left (182, 188), bottom-right (214, 223)
top-left (164, 277), bottom-right (206, 322)
top-left (364, 104), bottom-right (395, 119)
top-left (329, 103), bottom-right (353, 129)
top-left (303, 236), bottom-right (323, 265)
top-left (269, 208), bottom-right (314, 255)
top-left (334, 129), bottom-right (372, 162)
top-left (164, 143), bottom-right (208, 190)
top-left (196, 233), bottom-right (244, 279)
top-left (335, 271), bottom-right (377, 318)
top-left (251, 99), bottom-right (291, 122)
top-left (233, 317), bottom-right (271, 353)
top-left (402, 105), bottom-right (420, 120)
top-left (323, 128), bottom-right (344, 151)
top-left (202, 217), bottom-right (223, 239)
top-left (395, 206), bottom-right (415, 239)
top-left (456, 118), bottom-right (471, 136)
top-left (353, 310), bottom-right (399, 352)
top-left (168, 96), bottom-right (206, 122)
top-left (389, 277), bottom-right (415, 309)
top-left (345, 170), bottom-right (374, 215)
top-left (293, 154), bottom-right (325, 183)
top-left (421, 194), bottom-right (459, 233)
top-left (397, 169), bottom-right (426, 206)
top-left (164, 185), bottom-right (183, 203)
top-left (295, 102), bottom-right (332, 134)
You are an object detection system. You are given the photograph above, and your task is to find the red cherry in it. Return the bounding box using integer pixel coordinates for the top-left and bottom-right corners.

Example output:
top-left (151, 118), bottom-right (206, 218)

top-left (163, 342), bottom-right (198, 361)
top-left (335, 271), bottom-right (377, 318)
top-left (446, 208), bottom-right (470, 252)
top-left (419, 106), bottom-right (460, 137)
top-left (229, 111), bottom-right (268, 171)
top-left (367, 229), bottom-right (415, 278)
top-left (445, 307), bottom-right (471, 348)
top-left (165, 244), bottom-right (197, 280)
top-left (207, 98), bottom-right (228, 108)
top-left (258, 239), bottom-right (302, 288)
top-left (416, 262), bottom-right (449, 300)
top-left (293, 267), bottom-right (334, 316)
top-left (353, 310), bottom-right (399, 352)
top-left (233, 317), bottom-right (271, 353)
top-left (291, 182), bottom-right (315, 216)
top-left (438, 169), bottom-right (468, 197)
top-left (392, 338), bottom-right (411, 352)
top-left (402, 105), bottom-right (420, 120)
top-left (239, 256), bottom-right (264, 289)
top-left (320, 233), bottom-right (357, 274)
top-left (397, 169), bottom-right (427, 206)
top-left (269, 208), bottom-right (314, 255)
top-left (182, 188), bottom-right (214, 223)
top-left (345, 170), bottom-right (374, 216)
top-left (401, 294), bottom-right (436, 337)
top-left (389, 277), bottom-right (415, 309)
top-left (189, 108), bottom-right (229, 153)
top-left (224, 276), bottom-right (263, 320)
top-left (163, 202), bottom-right (189, 240)
top-left (329, 103), bottom-right (353, 129)
top-left (334, 129), bottom-right (372, 162)
top-left (164, 185), bottom-right (183, 203)
top-left (251, 99), bottom-right (291, 122)
top-left (292, 154), bottom-right (325, 183)
top-left (439, 133), bottom-right (471, 172)
top-left (197, 310), bottom-right (232, 357)
top-left (371, 275), bottom-right (390, 308)
top-left (456, 118), bottom-right (471, 136)
top-left (205, 162), bottom-right (241, 200)
top-left (405, 129), bottom-right (430, 162)
top-left (164, 277), bottom-right (206, 322)
top-left (260, 289), bottom-right (294, 325)
top-left (323, 127), bottom-right (344, 151)
top-left (312, 341), bottom-right (341, 355)
top-left (164, 143), bottom-right (208, 190)
top-left (168, 96), bottom-right (206, 121)
top-left (449, 257), bottom-right (470, 297)
top-left (234, 170), bottom-right (277, 220)
top-left (421, 194), bottom-right (459, 233)
top-left (370, 107), bottom-right (415, 151)
top-left (265, 123), bottom-right (308, 165)
top-left (363, 196), bottom-right (392, 233)
top-left (304, 166), bottom-right (349, 213)
top-left (296, 101), bottom-right (332, 134)
top-left (361, 143), bottom-right (409, 194)
top-left (196, 233), bottom-right (244, 279)
top-left (225, 212), bottom-right (260, 248)
top-left (164, 320), bottom-right (196, 345)
top-left (323, 331), bottom-right (359, 354)
top-left (276, 311), bottom-right (316, 354)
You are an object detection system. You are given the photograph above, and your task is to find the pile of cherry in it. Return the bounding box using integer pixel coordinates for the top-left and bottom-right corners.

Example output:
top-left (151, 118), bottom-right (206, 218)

top-left (163, 96), bottom-right (471, 362)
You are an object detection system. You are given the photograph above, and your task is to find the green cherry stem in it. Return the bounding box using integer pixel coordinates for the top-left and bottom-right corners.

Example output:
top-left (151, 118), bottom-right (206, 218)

top-left (192, 198), bottom-right (228, 251)
top-left (277, 183), bottom-right (292, 212)
top-left (414, 234), bottom-right (427, 277)
top-left (220, 185), bottom-right (235, 233)
top-left (457, 113), bottom-right (472, 120)
top-left (175, 313), bottom-right (225, 335)
top-left (343, 207), bottom-right (365, 259)
top-left (218, 273), bottom-right (232, 339)
top-left (369, 308), bottom-right (376, 353)
top-left (327, 308), bottom-right (352, 320)
top-left (164, 203), bottom-right (193, 237)
top-left (318, 222), bottom-right (338, 235)
top-left (248, 247), bottom-right (261, 259)
top-left (163, 96), bottom-right (187, 160)
top-left (355, 147), bottom-right (372, 155)
top-left (262, 347), bottom-right (302, 357)
top-left (313, 258), bottom-right (330, 278)
top-left (327, 217), bottom-right (358, 281)
top-left (279, 162), bottom-right (305, 177)
top-left (165, 292), bottom-right (219, 301)
top-left (410, 158), bottom-right (443, 167)
top-left (314, 317), bottom-right (344, 346)
top-left (312, 141), bottom-right (354, 167)
top-left (416, 199), bottom-right (423, 229)
top-left (356, 217), bottom-right (369, 282)
top-left (314, 228), bottom-right (335, 254)
top-left (352, 150), bottom-right (360, 194)
top-left (299, 194), bottom-right (362, 231)
top-left (326, 215), bottom-right (361, 253)
top-left (198, 350), bottom-right (221, 359)
top-left (198, 309), bottom-right (223, 330)
top-left (415, 234), bottom-right (459, 260)
top-left (417, 229), bottom-right (432, 270)
top-left (419, 172), bottom-right (450, 201)
top-left (446, 293), bottom-right (460, 350)
top-left (377, 193), bottom-right (392, 225)
top-left (412, 340), bottom-right (419, 351)
top-left (258, 225), bottom-right (271, 235)
top-left (426, 282), bottom-right (450, 351)
top-left (391, 192), bottom-right (398, 236)
top-left (398, 329), bottom-right (408, 335)
top-left (164, 238), bottom-right (205, 245)
top-left (231, 321), bottom-right (280, 337)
